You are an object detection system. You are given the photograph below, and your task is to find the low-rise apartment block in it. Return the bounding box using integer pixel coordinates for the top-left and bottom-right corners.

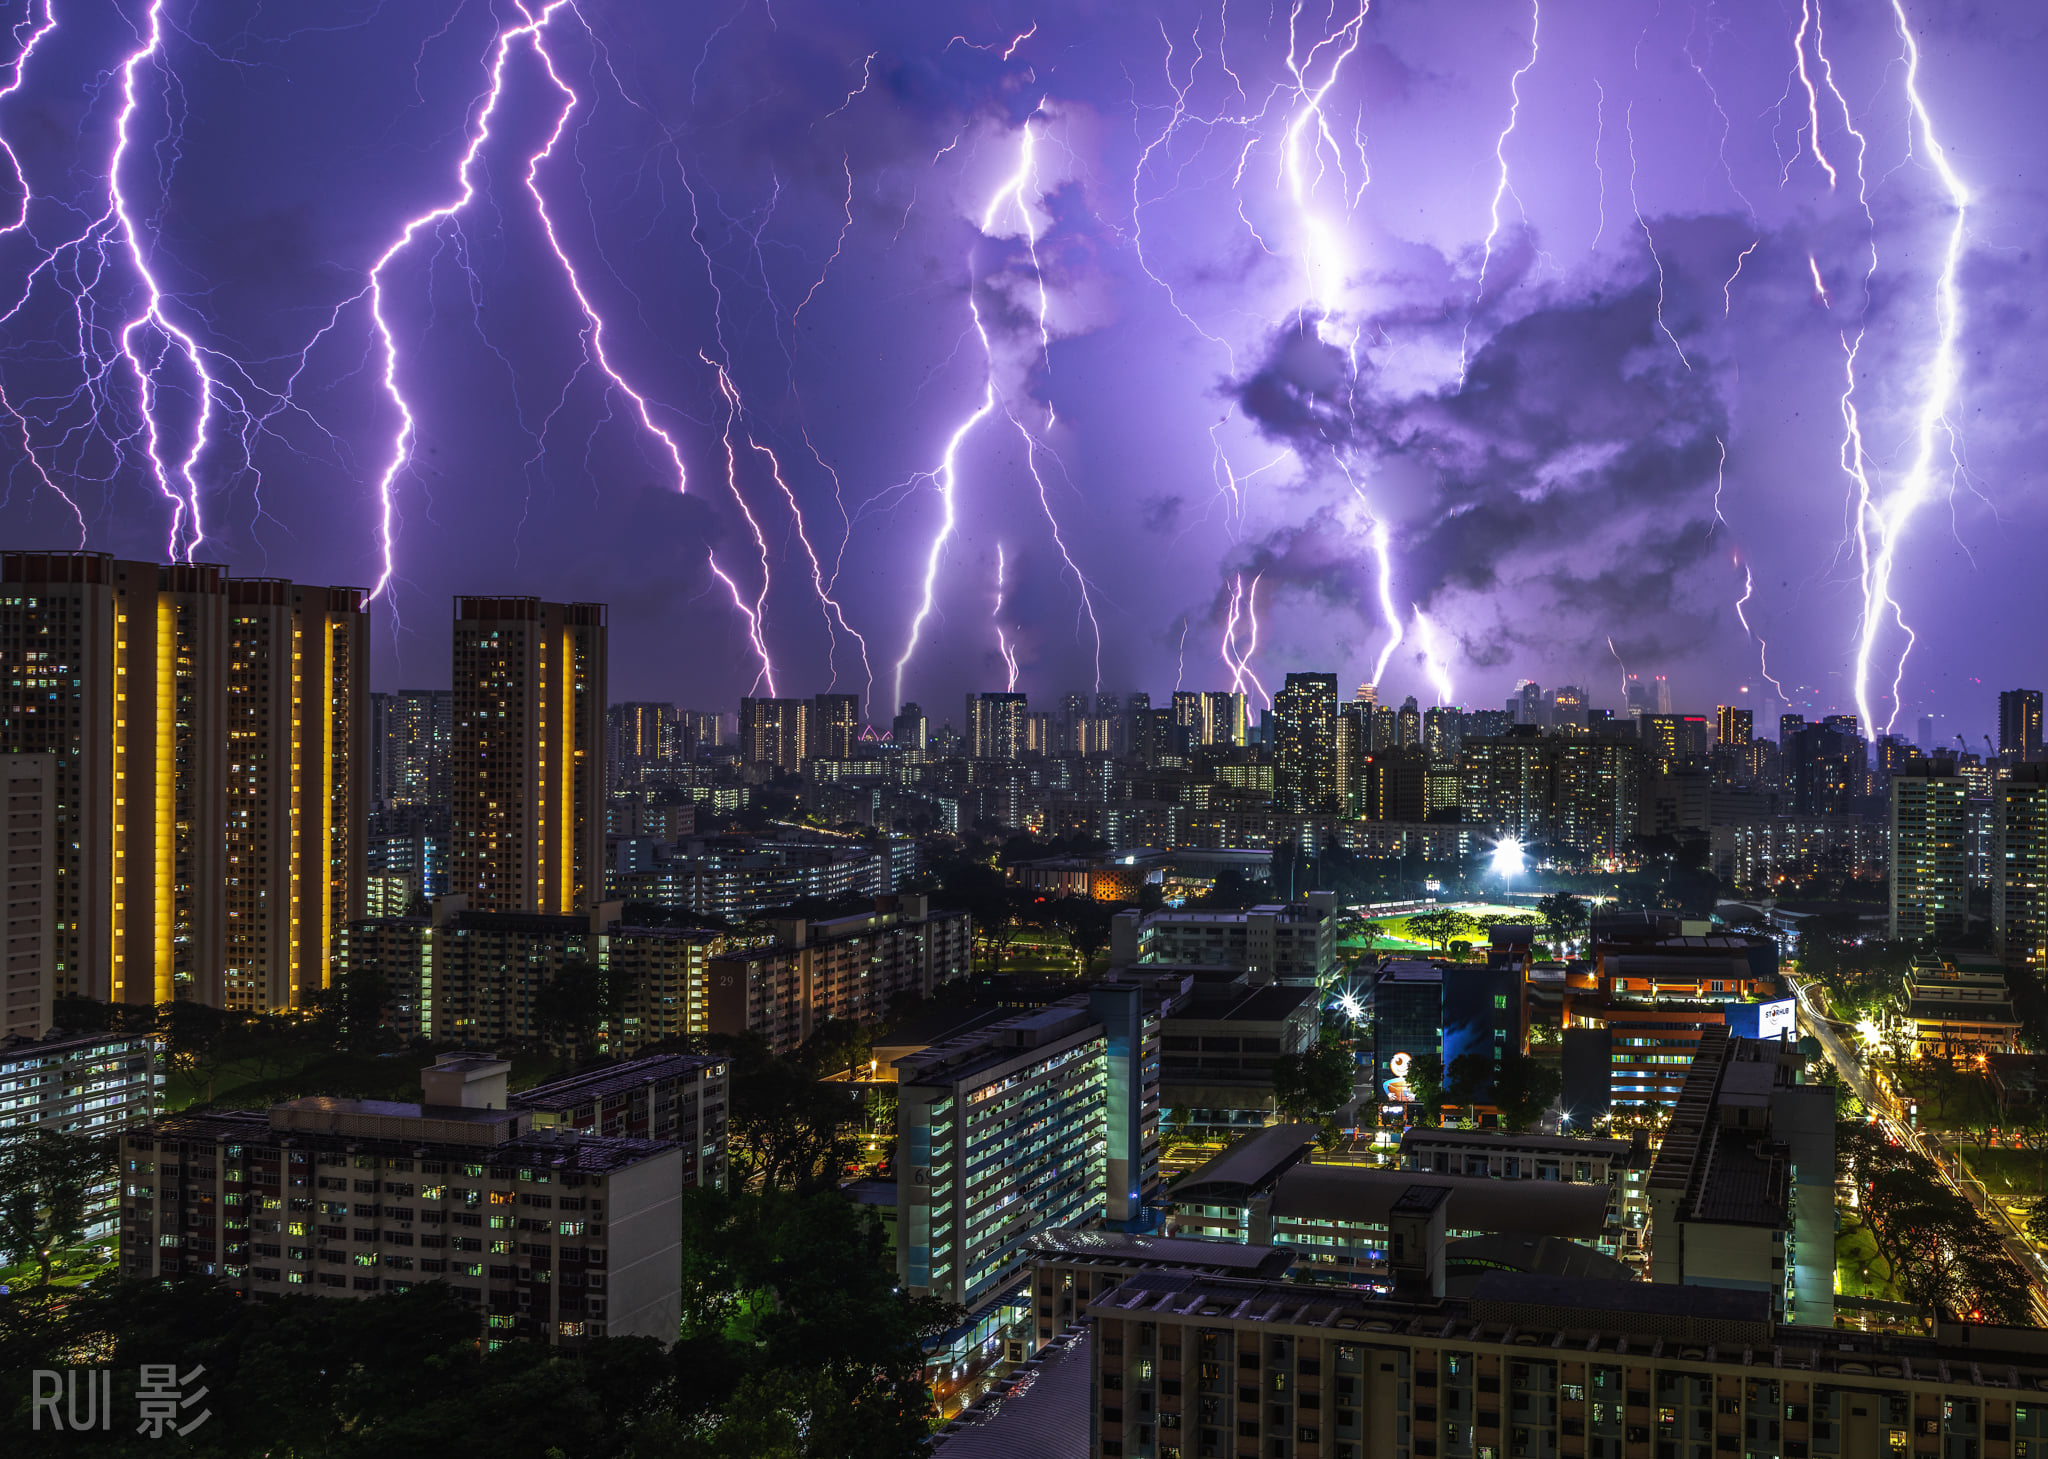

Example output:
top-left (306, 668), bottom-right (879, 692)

top-left (515, 1052), bottom-right (727, 1191)
top-left (1110, 897), bottom-right (1338, 989)
top-left (0, 1027), bottom-right (162, 1250)
top-left (709, 894), bottom-right (971, 1054)
top-left (1083, 1268), bottom-right (2045, 1459)
top-left (117, 1054), bottom-right (682, 1347)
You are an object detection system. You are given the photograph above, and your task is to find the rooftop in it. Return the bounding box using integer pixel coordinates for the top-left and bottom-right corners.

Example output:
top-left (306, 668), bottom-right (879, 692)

top-left (516, 1053), bottom-right (727, 1110)
top-left (1167, 1124), bottom-right (1318, 1205)
top-left (144, 1107), bottom-right (679, 1174)
top-left (1268, 1164), bottom-right (1612, 1241)
top-left (1024, 1229), bottom-right (1295, 1279)
top-left (1398, 1126), bottom-right (1636, 1158)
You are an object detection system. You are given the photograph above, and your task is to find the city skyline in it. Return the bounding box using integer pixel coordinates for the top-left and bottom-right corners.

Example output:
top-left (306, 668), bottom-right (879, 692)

top-left (0, 5), bottom-right (2038, 739)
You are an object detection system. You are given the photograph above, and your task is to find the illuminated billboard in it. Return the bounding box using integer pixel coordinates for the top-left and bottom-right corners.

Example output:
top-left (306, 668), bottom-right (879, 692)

top-left (1726, 997), bottom-right (1797, 1040)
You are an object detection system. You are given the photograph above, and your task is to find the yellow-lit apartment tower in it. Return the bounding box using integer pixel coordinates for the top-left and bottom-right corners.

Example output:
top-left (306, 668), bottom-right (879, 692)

top-left (451, 597), bottom-right (607, 914)
top-left (0, 552), bottom-right (368, 1016)
top-left (222, 579), bottom-right (371, 1013)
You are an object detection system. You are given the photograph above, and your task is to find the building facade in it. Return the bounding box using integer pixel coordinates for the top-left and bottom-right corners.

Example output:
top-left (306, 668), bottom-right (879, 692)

top-left (1993, 764), bottom-right (2048, 977)
top-left (451, 597), bottom-right (607, 916)
top-left (515, 1052), bottom-right (728, 1192)
top-left (3, 753), bottom-right (53, 1037)
top-left (0, 1028), bottom-right (161, 1250)
top-left (1083, 1268), bottom-right (2040, 1459)
top-left (738, 697), bottom-right (807, 771)
top-left (1110, 900), bottom-right (1337, 989)
top-left (894, 986), bottom-right (1159, 1314)
top-left (705, 894), bottom-right (971, 1054)
top-left (0, 552), bottom-right (368, 1013)
top-left (117, 1056), bottom-right (682, 1347)
top-left (371, 689), bottom-right (453, 807)
top-left (1891, 764), bottom-right (1970, 945)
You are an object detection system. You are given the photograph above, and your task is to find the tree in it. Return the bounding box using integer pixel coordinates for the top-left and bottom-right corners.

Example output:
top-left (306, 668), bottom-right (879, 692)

top-left (1406, 909), bottom-right (1476, 953)
top-left (1272, 1042), bottom-right (1355, 1136)
top-left (156, 999), bottom-right (242, 1106)
top-left (1444, 1051), bottom-right (1493, 1125)
top-left (0, 1127), bottom-right (113, 1288)
top-left (1535, 892), bottom-right (1589, 951)
top-left (1492, 1052), bottom-right (1563, 1133)
top-left (717, 1034), bottom-right (859, 1194)
top-left (1406, 1050), bottom-right (1446, 1126)
top-left (310, 958), bottom-right (397, 1055)
top-left (533, 961), bottom-right (622, 1066)
top-left (1052, 897), bottom-right (1118, 973)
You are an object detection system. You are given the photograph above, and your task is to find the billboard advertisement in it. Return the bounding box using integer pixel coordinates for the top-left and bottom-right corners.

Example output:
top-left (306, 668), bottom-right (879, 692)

top-left (1726, 997), bottom-right (1796, 1040)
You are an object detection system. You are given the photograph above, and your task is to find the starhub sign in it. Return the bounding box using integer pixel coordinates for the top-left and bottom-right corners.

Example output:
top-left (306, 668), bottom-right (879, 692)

top-left (1725, 998), bottom-right (1797, 1041)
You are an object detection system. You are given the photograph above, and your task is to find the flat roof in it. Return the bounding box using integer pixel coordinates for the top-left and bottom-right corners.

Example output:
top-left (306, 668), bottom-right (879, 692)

top-left (1025, 1230), bottom-right (1294, 1278)
top-left (1399, 1127), bottom-right (1634, 1158)
top-left (1268, 1164), bottom-right (1611, 1241)
top-left (1169, 1124), bottom-right (1320, 1203)
top-left (516, 1053), bottom-right (725, 1109)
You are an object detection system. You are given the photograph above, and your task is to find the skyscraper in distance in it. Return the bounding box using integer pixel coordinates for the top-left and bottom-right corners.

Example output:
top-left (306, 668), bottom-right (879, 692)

top-left (1999, 690), bottom-right (2043, 759)
top-left (1715, 706), bottom-right (1753, 747)
top-left (451, 596), bottom-right (607, 916)
top-left (1272, 672), bottom-right (1340, 814)
top-left (738, 697), bottom-right (807, 770)
top-left (808, 693), bottom-right (860, 760)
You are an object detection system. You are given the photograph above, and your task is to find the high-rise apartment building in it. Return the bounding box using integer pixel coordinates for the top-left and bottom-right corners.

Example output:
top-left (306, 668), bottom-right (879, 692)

top-left (450, 597), bottom-right (607, 916)
top-left (1201, 690), bottom-right (1248, 747)
top-left (370, 689), bottom-right (453, 807)
top-left (891, 702), bottom-right (927, 758)
top-left (605, 702), bottom-right (675, 787)
top-left (3, 754), bottom-right (53, 1037)
top-left (675, 708), bottom-right (724, 756)
top-left (737, 697), bottom-right (806, 770)
top-left (1272, 672), bottom-right (1340, 814)
top-left (221, 578), bottom-right (372, 1014)
top-left (1890, 763), bottom-right (1970, 944)
top-left (894, 986), bottom-right (1158, 1313)
top-left (966, 691), bottom-right (1028, 760)
top-left (0, 553), bottom-right (368, 1013)
top-left (1993, 763), bottom-right (2048, 976)
top-left (1788, 716), bottom-right (1863, 814)
top-left (807, 693), bottom-right (860, 760)
top-left (2000, 689), bottom-right (2043, 759)
top-left (1715, 705), bottom-right (1753, 747)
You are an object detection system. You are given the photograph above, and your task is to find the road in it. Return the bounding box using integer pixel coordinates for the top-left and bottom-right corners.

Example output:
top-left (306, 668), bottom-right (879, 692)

top-left (1788, 975), bottom-right (2048, 1326)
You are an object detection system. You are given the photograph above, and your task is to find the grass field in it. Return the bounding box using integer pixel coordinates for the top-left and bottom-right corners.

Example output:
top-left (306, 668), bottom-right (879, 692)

top-left (1344, 902), bottom-right (1551, 956)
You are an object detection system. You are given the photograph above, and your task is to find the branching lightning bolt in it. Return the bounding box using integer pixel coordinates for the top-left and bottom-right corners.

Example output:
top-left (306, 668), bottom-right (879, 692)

top-left (1849, 4), bottom-right (1969, 731)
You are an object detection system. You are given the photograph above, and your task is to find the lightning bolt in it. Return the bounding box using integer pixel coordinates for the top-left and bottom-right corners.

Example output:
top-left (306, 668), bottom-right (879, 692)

top-left (1467, 0), bottom-right (1539, 366)
top-left (891, 296), bottom-right (995, 711)
top-left (1722, 238), bottom-right (1759, 316)
top-left (1850, 1), bottom-right (1969, 733)
top-left (1625, 102), bottom-right (1690, 370)
top-left (992, 544), bottom-right (1019, 691)
top-left (1410, 606), bottom-right (1454, 707)
top-left (1783, 0), bottom-right (1839, 190)
top-left (1218, 571), bottom-right (1268, 706)
top-left (1733, 560), bottom-right (1787, 699)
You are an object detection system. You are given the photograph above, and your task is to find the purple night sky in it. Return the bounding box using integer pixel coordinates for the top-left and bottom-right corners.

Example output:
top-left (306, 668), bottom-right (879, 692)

top-left (0, 0), bottom-right (2037, 740)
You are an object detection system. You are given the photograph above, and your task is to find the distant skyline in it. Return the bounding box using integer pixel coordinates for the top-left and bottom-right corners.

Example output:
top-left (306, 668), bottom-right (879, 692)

top-left (0, 3), bottom-right (2040, 730)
